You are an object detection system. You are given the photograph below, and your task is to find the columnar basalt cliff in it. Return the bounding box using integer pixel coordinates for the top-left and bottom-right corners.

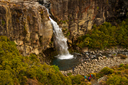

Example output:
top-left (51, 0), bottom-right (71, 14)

top-left (0, 0), bottom-right (128, 61)
top-left (0, 1), bottom-right (53, 56)
top-left (50, 0), bottom-right (128, 41)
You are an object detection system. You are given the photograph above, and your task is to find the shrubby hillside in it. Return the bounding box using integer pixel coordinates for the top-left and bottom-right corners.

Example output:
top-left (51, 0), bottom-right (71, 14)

top-left (0, 36), bottom-right (90, 85)
top-left (76, 19), bottom-right (128, 49)
top-left (0, 20), bottom-right (128, 85)
top-left (95, 64), bottom-right (128, 85)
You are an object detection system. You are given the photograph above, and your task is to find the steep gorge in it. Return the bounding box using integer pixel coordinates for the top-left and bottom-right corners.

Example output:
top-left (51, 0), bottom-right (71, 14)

top-left (0, 0), bottom-right (128, 62)
top-left (0, 1), bottom-right (128, 84)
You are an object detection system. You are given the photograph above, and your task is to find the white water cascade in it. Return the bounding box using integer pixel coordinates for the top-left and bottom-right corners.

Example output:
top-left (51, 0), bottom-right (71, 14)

top-left (49, 17), bottom-right (73, 60)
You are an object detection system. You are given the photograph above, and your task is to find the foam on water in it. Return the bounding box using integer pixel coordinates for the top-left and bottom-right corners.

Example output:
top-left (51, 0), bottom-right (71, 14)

top-left (49, 17), bottom-right (73, 60)
top-left (57, 54), bottom-right (74, 60)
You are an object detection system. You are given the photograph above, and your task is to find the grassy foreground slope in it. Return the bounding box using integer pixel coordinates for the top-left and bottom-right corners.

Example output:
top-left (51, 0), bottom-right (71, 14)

top-left (0, 36), bottom-right (90, 85)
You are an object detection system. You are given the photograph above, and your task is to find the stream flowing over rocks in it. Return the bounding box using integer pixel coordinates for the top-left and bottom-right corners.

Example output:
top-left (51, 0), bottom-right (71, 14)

top-left (60, 48), bottom-right (128, 76)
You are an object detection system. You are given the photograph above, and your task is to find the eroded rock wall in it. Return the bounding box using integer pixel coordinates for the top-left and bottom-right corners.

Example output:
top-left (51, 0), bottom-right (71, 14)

top-left (50, 0), bottom-right (128, 41)
top-left (0, 1), bottom-right (53, 56)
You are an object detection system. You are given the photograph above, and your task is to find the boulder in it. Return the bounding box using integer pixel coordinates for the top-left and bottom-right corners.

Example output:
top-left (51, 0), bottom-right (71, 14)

top-left (67, 39), bottom-right (72, 44)
top-left (32, 48), bottom-right (39, 55)
top-left (98, 75), bottom-right (108, 84)
top-left (82, 47), bottom-right (88, 53)
top-left (16, 40), bottom-right (24, 46)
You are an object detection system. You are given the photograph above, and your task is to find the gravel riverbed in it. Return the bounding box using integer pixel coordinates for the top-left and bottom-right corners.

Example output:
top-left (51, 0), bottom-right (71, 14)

top-left (61, 56), bottom-right (128, 76)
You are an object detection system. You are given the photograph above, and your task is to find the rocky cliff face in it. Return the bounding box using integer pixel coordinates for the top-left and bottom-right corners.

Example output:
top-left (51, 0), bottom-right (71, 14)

top-left (0, 0), bottom-right (128, 62)
top-left (50, 0), bottom-right (128, 41)
top-left (0, 1), bottom-right (53, 56)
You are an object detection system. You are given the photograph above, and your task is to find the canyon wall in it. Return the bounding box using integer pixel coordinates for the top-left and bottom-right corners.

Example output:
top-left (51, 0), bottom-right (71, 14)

top-left (0, 0), bottom-right (128, 61)
top-left (0, 1), bottom-right (53, 56)
top-left (50, 0), bottom-right (128, 42)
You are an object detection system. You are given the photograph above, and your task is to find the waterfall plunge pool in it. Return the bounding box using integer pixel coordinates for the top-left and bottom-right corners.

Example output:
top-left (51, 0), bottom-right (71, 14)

top-left (52, 50), bottom-right (128, 71)
top-left (56, 54), bottom-right (74, 60)
top-left (50, 16), bottom-right (77, 70)
top-left (52, 54), bottom-right (83, 71)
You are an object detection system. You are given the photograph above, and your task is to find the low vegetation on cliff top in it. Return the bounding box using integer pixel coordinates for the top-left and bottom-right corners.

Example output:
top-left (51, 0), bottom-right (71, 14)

top-left (0, 36), bottom-right (90, 85)
top-left (76, 19), bottom-right (128, 49)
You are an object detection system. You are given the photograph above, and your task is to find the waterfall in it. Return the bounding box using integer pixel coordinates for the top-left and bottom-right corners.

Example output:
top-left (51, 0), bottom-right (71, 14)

top-left (49, 17), bottom-right (73, 60)
top-left (45, 7), bottom-right (73, 59)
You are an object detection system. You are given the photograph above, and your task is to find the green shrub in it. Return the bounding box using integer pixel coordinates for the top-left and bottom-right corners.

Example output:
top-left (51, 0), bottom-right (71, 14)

top-left (100, 67), bottom-right (114, 75)
top-left (96, 68), bottom-right (111, 78)
top-left (97, 64), bottom-right (128, 84)
top-left (107, 75), bottom-right (128, 85)
top-left (97, 6), bottom-right (99, 10)
top-left (70, 75), bottom-right (85, 84)
top-left (96, 73), bottom-right (103, 79)
top-left (116, 71), bottom-right (122, 74)
top-left (67, 72), bottom-right (72, 76)
top-left (2, 20), bottom-right (5, 26)
top-left (119, 63), bottom-right (124, 67)
top-left (125, 69), bottom-right (128, 74)
top-left (107, 75), bottom-right (121, 85)
top-left (52, 65), bottom-right (59, 73)
top-left (125, 64), bottom-right (128, 69)
top-left (66, 32), bottom-right (70, 37)
top-left (0, 70), bottom-right (13, 85)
